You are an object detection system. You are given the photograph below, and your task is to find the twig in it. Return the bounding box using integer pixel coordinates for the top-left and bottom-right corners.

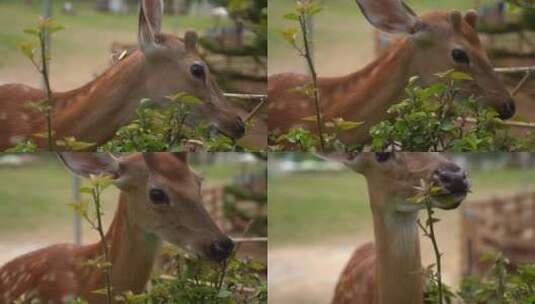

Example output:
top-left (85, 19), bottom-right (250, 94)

top-left (511, 70), bottom-right (531, 96)
top-left (39, 24), bottom-right (54, 150)
top-left (231, 237), bottom-right (268, 243)
top-left (494, 65), bottom-right (535, 74)
top-left (91, 182), bottom-right (113, 304)
top-left (420, 198), bottom-right (443, 304)
top-left (216, 220), bottom-right (255, 292)
top-left (458, 117), bottom-right (535, 129)
top-left (224, 93), bottom-right (267, 100)
top-left (243, 97), bottom-right (266, 123)
top-left (298, 7), bottom-right (326, 151)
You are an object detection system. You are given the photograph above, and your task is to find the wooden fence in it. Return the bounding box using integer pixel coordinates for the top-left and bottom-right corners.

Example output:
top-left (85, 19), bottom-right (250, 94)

top-left (461, 192), bottom-right (535, 276)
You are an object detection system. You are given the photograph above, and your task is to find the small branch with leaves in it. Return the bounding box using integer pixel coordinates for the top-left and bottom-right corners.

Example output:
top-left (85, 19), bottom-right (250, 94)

top-left (20, 18), bottom-right (64, 150)
top-left (69, 174), bottom-right (114, 304)
top-left (282, 0), bottom-right (326, 151)
top-left (411, 179), bottom-right (449, 304)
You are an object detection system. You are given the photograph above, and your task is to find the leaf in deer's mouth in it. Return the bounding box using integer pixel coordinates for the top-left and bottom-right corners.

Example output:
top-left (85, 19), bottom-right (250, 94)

top-left (432, 191), bottom-right (467, 209)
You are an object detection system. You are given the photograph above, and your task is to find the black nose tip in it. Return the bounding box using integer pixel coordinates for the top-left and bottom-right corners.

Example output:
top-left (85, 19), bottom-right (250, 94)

top-left (209, 238), bottom-right (234, 263)
top-left (436, 166), bottom-right (468, 194)
top-left (499, 100), bottom-right (515, 120)
top-left (234, 117), bottom-right (245, 138)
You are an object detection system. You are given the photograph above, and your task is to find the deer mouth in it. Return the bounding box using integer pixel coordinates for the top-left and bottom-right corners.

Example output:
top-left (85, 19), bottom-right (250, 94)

top-left (214, 117), bottom-right (246, 140)
top-left (431, 189), bottom-right (468, 210)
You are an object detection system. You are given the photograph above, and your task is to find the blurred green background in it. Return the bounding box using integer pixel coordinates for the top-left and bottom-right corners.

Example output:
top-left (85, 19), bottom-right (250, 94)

top-left (269, 153), bottom-right (535, 247)
top-left (0, 153), bottom-right (251, 240)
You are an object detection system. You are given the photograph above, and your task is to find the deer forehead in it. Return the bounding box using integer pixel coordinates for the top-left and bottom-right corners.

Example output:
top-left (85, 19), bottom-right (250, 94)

top-left (417, 11), bottom-right (481, 46)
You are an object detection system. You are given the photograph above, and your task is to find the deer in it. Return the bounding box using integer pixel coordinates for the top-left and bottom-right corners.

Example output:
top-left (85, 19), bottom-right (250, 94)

top-left (269, 0), bottom-right (516, 147)
top-left (0, 152), bottom-right (235, 303)
top-left (0, 0), bottom-right (245, 150)
top-left (319, 152), bottom-right (470, 304)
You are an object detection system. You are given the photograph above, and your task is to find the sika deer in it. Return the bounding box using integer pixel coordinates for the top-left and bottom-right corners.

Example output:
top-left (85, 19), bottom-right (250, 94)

top-left (0, 0), bottom-right (245, 150)
top-left (269, 0), bottom-right (515, 146)
top-left (320, 152), bottom-right (469, 304)
top-left (0, 152), bottom-right (233, 303)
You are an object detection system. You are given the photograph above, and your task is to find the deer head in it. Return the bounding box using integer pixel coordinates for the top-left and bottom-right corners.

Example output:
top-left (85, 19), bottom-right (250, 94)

top-left (58, 152), bottom-right (234, 263)
top-left (320, 152), bottom-right (469, 213)
top-left (356, 0), bottom-right (515, 119)
top-left (137, 0), bottom-right (245, 139)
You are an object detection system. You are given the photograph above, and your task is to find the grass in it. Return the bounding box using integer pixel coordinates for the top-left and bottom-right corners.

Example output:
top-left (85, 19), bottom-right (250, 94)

top-left (0, 154), bottom-right (253, 238)
top-left (268, 160), bottom-right (535, 247)
top-left (268, 0), bottom-right (496, 75)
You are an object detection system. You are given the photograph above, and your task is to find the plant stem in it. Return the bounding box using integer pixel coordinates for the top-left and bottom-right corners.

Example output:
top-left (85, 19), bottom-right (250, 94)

top-left (216, 220), bottom-right (255, 292)
top-left (92, 185), bottom-right (113, 304)
top-left (39, 28), bottom-right (54, 150)
top-left (298, 12), bottom-right (325, 152)
top-left (424, 199), bottom-right (443, 304)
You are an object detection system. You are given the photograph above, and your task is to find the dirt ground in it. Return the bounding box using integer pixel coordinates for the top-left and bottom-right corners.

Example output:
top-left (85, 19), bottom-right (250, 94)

top-left (268, 210), bottom-right (463, 304)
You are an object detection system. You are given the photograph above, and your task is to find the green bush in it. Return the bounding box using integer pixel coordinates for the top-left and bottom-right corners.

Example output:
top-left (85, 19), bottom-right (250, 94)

top-left (370, 71), bottom-right (535, 151)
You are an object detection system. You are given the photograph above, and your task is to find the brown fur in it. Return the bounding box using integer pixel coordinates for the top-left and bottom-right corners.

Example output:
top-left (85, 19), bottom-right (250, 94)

top-left (324, 153), bottom-right (468, 304)
top-left (0, 152), bottom-right (229, 303)
top-left (332, 243), bottom-right (377, 304)
top-left (0, 195), bottom-right (156, 303)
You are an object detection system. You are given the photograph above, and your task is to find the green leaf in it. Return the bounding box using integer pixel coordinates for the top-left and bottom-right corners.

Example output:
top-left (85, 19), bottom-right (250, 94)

top-left (32, 131), bottom-right (55, 139)
top-left (281, 27), bottom-right (298, 45)
top-left (435, 69), bottom-right (473, 81)
top-left (92, 288), bottom-right (113, 295)
top-left (283, 12), bottom-right (299, 21)
top-left (333, 118), bottom-right (364, 131)
top-left (166, 92), bottom-right (204, 105)
top-left (306, 4), bottom-right (323, 16)
top-left (19, 42), bottom-right (36, 61)
top-left (449, 71), bottom-right (473, 81)
top-left (48, 24), bottom-right (65, 35)
top-left (23, 28), bottom-right (39, 37)
top-left (300, 115), bottom-right (317, 122)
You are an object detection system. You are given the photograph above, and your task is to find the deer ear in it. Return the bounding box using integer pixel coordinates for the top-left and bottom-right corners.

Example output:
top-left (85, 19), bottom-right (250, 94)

top-left (138, 0), bottom-right (164, 51)
top-left (315, 152), bottom-right (365, 173)
top-left (450, 10), bottom-right (463, 32)
top-left (356, 0), bottom-right (420, 34)
top-left (58, 153), bottom-right (120, 179)
top-left (464, 10), bottom-right (478, 29)
top-left (184, 31), bottom-right (198, 52)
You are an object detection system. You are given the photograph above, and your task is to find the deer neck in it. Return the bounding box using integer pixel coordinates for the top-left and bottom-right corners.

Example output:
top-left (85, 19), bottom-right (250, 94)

top-left (368, 189), bottom-right (423, 304)
top-left (328, 38), bottom-right (416, 143)
top-left (92, 192), bottom-right (161, 297)
top-left (46, 51), bottom-right (150, 146)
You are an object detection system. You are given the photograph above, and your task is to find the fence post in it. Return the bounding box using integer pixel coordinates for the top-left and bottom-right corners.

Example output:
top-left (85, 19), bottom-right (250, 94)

top-left (72, 175), bottom-right (82, 245)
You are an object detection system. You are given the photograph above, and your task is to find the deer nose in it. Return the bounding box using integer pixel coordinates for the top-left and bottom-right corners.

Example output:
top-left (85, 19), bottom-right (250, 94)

top-left (435, 165), bottom-right (469, 194)
top-left (209, 238), bottom-right (234, 263)
top-left (498, 99), bottom-right (515, 120)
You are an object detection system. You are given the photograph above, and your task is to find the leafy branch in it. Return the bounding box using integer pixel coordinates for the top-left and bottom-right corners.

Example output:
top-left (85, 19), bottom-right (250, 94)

top-left (20, 18), bottom-right (64, 150)
top-left (282, 0), bottom-right (326, 151)
top-left (69, 174), bottom-right (114, 304)
top-left (411, 179), bottom-right (449, 304)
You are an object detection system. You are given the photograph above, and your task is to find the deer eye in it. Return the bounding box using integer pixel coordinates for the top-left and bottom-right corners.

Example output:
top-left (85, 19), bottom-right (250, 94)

top-left (375, 152), bottom-right (392, 163)
top-left (451, 49), bottom-right (470, 64)
top-left (149, 189), bottom-right (169, 205)
top-left (190, 63), bottom-right (205, 79)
